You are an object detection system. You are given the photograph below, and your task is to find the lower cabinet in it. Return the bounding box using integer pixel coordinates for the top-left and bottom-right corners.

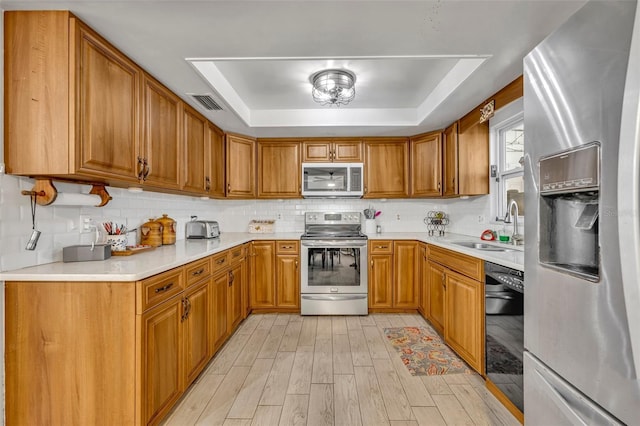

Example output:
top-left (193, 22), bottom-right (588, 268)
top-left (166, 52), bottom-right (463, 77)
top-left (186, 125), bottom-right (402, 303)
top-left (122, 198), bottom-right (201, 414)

top-left (424, 244), bottom-right (485, 374)
top-left (250, 240), bottom-right (300, 311)
top-left (368, 240), bottom-right (418, 310)
top-left (210, 270), bottom-right (229, 355)
top-left (228, 261), bottom-right (245, 332)
top-left (183, 279), bottom-right (210, 385)
top-left (142, 294), bottom-right (184, 425)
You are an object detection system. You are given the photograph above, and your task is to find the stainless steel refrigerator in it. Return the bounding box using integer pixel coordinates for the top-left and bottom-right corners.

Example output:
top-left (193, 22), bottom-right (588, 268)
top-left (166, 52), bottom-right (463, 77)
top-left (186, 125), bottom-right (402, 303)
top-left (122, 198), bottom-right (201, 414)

top-left (524, 1), bottom-right (640, 424)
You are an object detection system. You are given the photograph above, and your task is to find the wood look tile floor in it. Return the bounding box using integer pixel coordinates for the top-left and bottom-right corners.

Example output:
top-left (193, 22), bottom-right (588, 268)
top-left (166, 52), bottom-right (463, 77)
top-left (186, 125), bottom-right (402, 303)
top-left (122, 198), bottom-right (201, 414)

top-left (162, 313), bottom-right (520, 426)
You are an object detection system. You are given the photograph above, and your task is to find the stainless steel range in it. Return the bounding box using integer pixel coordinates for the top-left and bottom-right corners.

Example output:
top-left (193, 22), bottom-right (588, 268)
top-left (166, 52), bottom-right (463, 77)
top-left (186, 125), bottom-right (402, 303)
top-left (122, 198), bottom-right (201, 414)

top-left (300, 211), bottom-right (368, 315)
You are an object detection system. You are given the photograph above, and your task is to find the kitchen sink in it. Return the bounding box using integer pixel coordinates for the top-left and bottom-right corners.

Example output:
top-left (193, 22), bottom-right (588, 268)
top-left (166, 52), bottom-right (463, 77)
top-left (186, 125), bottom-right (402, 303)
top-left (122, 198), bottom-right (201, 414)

top-left (452, 241), bottom-right (516, 252)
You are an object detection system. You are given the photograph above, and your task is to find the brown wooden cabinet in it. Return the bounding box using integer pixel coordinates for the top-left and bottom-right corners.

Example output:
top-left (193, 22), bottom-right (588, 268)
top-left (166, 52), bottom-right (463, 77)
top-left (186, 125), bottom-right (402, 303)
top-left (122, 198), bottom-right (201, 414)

top-left (257, 140), bottom-right (301, 198)
top-left (418, 244), bottom-right (429, 316)
top-left (276, 241), bottom-right (300, 309)
top-left (425, 244), bottom-right (484, 373)
top-left (210, 270), bottom-right (229, 354)
top-left (250, 241), bottom-right (276, 308)
top-left (5, 11), bottom-right (142, 183)
top-left (425, 260), bottom-right (446, 335)
top-left (228, 263), bottom-right (245, 332)
top-left (182, 105), bottom-right (208, 194)
top-left (410, 131), bottom-right (442, 197)
top-left (141, 294), bottom-right (183, 425)
top-left (442, 122), bottom-right (459, 197)
top-left (368, 240), bottom-right (394, 309)
top-left (444, 269), bottom-right (484, 372)
top-left (302, 139), bottom-right (363, 162)
top-left (141, 73), bottom-right (182, 190)
top-left (226, 134), bottom-right (256, 198)
top-left (363, 138), bottom-right (410, 198)
top-left (207, 122), bottom-right (226, 198)
top-left (393, 241), bottom-right (419, 308)
top-left (183, 279), bottom-right (210, 385)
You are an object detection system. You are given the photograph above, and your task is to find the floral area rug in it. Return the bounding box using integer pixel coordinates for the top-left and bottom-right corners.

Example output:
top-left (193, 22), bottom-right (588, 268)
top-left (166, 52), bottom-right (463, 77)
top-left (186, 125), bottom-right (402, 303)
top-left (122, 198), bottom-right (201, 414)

top-left (384, 326), bottom-right (473, 376)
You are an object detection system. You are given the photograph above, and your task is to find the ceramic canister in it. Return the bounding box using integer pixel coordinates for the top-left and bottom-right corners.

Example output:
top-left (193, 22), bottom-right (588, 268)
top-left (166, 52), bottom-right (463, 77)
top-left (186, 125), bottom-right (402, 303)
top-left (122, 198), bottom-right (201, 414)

top-left (140, 218), bottom-right (163, 247)
top-left (156, 214), bottom-right (176, 245)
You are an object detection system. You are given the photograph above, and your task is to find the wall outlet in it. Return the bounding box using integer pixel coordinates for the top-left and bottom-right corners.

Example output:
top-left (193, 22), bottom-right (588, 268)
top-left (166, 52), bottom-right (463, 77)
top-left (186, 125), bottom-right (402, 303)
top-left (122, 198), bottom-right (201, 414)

top-left (478, 215), bottom-right (485, 223)
top-left (79, 215), bottom-right (95, 233)
top-left (276, 213), bottom-right (282, 220)
top-left (396, 214), bottom-right (400, 220)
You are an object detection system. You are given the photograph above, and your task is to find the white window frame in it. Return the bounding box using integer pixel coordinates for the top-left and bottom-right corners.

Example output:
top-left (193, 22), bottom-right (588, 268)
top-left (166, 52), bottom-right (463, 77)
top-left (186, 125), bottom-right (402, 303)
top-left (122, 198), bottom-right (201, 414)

top-left (489, 98), bottom-right (524, 222)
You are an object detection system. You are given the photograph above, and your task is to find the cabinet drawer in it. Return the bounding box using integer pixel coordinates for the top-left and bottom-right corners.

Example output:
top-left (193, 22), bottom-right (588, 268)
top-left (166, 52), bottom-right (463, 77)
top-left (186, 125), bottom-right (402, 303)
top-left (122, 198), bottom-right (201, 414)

top-left (369, 240), bottom-right (393, 254)
top-left (211, 250), bottom-right (230, 274)
top-left (276, 240), bottom-right (299, 254)
top-left (185, 258), bottom-right (211, 287)
top-left (427, 245), bottom-right (483, 281)
top-left (138, 267), bottom-right (184, 313)
top-left (229, 245), bottom-right (246, 264)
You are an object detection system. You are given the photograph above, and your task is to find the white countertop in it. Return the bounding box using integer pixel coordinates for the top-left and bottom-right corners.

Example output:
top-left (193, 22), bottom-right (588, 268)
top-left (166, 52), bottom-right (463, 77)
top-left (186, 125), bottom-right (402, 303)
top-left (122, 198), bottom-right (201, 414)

top-left (0, 231), bottom-right (523, 282)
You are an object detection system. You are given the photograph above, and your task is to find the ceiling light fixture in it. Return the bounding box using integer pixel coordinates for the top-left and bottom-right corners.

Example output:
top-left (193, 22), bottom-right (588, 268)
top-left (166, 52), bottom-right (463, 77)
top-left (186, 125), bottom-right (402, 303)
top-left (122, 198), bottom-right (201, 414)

top-left (310, 69), bottom-right (356, 106)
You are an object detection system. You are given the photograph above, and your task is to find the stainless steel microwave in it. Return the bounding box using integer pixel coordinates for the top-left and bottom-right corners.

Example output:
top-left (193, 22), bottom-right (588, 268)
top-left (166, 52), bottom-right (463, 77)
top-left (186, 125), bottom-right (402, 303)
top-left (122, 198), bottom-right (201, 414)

top-left (301, 163), bottom-right (364, 198)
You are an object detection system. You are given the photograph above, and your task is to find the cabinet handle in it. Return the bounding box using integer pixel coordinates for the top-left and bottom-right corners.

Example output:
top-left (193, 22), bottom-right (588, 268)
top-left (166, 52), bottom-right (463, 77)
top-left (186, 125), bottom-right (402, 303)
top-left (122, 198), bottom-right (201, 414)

top-left (229, 270), bottom-right (235, 286)
top-left (437, 181), bottom-right (441, 191)
top-left (205, 176), bottom-right (211, 191)
top-left (371, 260), bottom-right (374, 267)
top-left (192, 268), bottom-right (205, 277)
top-left (216, 258), bottom-right (226, 265)
top-left (181, 298), bottom-right (188, 322)
top-left (375, 245), bottom-right (388, 249)
top-left (137, 156), bottom-right (144, 180)
top-left (281, 245), bottom-right (293, 249)
top-left (364, 186), bottom-right (368, 194)
top-left (227, 183), bottom-right (231, 193)
top-left (155, 282), bottom-right (174, 293)
top-left (142, 158), bottom-right (150, 180)
top-left (295, 260), bottom-right (299, 268)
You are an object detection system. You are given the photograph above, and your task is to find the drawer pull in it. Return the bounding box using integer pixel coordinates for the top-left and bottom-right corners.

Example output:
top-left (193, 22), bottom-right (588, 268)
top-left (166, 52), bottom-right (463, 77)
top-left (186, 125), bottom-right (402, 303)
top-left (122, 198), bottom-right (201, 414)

top-left (192, 268), bottom-right (205, 276)
top-left (375, 245), bottom-right (388, 249)
top-left (281, 245), bottom-right (293, 249)
top-left (155, 282), bottom-right (174, 294)
top-left (216, 258), bottom-right (226, 265)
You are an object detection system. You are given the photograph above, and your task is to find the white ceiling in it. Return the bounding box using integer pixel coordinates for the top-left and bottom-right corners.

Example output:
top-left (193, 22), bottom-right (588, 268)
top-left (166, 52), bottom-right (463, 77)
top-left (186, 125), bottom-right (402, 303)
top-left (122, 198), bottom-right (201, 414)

top-left (1, 0), bottom-right (588, 137)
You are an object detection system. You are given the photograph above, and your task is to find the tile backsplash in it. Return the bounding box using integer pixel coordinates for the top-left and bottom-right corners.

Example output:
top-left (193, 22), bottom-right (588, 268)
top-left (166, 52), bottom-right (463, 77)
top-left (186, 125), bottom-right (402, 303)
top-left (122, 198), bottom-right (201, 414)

top-left (0, 174), bottom-right (509, 272)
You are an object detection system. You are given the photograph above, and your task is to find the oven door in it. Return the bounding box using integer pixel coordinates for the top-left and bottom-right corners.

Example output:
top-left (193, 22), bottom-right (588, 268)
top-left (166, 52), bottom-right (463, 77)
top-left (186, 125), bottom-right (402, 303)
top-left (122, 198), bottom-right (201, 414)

top-left (300, 239), bottom-right (368, 294)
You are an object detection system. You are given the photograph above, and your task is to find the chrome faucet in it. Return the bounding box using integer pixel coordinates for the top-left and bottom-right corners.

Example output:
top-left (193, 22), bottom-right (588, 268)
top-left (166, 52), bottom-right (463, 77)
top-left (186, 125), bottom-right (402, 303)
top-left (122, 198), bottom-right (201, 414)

top-left (504, 200), bottom-right (524, 245)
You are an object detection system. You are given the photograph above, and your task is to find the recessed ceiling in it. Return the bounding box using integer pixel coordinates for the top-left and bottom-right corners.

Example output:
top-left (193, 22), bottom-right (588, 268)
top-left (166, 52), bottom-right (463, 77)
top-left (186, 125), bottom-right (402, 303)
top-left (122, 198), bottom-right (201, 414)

top-left (0, 0), bottom-right (588, 137)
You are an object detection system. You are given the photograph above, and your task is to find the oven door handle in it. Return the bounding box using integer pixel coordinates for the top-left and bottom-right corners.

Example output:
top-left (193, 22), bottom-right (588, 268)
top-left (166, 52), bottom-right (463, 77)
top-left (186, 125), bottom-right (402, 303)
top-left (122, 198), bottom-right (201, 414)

top-left (301, 240), bottom-right (367, 247)
top-left (302, 294), bottom-right (368, 301)
top-left (486, 294), bottom-right (516, 300)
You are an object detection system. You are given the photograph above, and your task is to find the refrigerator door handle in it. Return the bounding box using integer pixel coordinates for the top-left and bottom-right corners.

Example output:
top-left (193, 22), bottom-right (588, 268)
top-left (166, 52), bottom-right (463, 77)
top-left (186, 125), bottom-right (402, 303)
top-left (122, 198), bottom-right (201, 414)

top-left (618, 2), bottom-right (640, 378)
top-left (532, 369), bottom-right (589, 426)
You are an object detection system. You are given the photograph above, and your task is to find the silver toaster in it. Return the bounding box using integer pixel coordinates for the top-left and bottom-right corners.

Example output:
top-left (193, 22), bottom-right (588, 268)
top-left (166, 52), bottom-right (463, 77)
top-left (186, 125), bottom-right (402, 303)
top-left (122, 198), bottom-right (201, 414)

top-left (185, 220), bottom-right (220, 239)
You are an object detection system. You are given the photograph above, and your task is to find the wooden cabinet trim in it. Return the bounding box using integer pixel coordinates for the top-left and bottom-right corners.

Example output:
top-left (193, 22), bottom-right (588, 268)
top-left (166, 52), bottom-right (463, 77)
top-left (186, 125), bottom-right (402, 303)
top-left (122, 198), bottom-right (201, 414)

top-left (137, 267), bottom-right (185, 314)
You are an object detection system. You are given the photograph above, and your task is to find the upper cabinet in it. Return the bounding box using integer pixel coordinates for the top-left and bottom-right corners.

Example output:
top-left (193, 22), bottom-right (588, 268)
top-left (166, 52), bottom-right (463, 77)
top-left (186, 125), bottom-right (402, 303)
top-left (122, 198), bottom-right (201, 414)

top-left (257, 140), bottom-right (301, 198)
top-left (442, 122), bottom-right (459, 197)
top-left (142, 73), bottom-right (182, 190)
top-left (302, 139), bottom-right (363, 162)
top-left (181, 105), bottom-right (208, 195)
top-left (363, 138), bottom-right (410, 198)
top-left (226, 134), bottom-right (256, 199)
top-left (207, 122), bottom-right (226, 198)
top-left (5, 11), bottom-right (142, 183)
top-left (410, 131), bottom-right (442, 197)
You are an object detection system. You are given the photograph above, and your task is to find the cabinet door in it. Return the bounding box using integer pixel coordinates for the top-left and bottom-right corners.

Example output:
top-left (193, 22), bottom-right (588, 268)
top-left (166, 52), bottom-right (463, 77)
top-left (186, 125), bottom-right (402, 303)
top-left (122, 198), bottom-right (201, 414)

top-left (257, 141), bottom-right (301, 198)
top-left (250, 241), bottom-right (276, 308)
top-left (226, 134), bottom-right (256, 198)
top-left (418, 244), bottom-right (429, 317)
top-left (183, 281), bottom-right (209, 385)
top-left (141, 295), bottom-right (183, 425)
top-left (210, 272), bottom-right (228, 355)
top-left (427, 261), bottom-right (446, 335)
top-left (182, 105), bottom-right (208, 194)
top-left (142, 73), bottom-right (181, 189)
top-left (458, 116), bottom-right (490, 195)
top-left (75, 21), bottom-right (140, 181)
top-left (241, 244), bottom-right (252, 318)
top-left (333, 140), bottom-right (363, 162)
top-left (364, 139), bottom-right (409, 198)
top-left (228, 265), bottom-right (244, 333)
top-left (369, 255), bottom-right (393, 308)
top-left (444, 269), bottom-right (484, 373)
top-left (393, 241), bottom-right (419, 309)
top-left (302, 141), bottom-right (332, 162)
top-left (443, 122), bottom-right (459, 197)
top-left (276, 255), bottom-right (300, 308)
top-left (208, 122), bottom-right (226, 198)
top-left (410, 131), bottom-right (442, 197)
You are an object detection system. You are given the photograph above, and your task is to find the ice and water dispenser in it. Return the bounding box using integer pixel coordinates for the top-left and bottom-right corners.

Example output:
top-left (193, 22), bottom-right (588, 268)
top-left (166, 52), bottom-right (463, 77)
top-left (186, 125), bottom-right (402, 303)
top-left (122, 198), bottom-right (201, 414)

top-left (538, 143), bottom-right (600, 281)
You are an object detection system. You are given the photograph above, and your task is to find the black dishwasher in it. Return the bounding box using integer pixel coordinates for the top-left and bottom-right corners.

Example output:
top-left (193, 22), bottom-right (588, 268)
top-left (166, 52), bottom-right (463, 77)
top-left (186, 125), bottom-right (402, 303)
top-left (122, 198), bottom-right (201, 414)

top-left (485, 261), bottom-right (524, 414)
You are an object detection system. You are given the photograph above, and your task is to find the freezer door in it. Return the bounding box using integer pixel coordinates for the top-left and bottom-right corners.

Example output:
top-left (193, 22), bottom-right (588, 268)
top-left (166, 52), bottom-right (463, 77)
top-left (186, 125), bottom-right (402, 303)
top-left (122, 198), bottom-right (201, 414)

top-left (524, 352), bottom-right (623, 426)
